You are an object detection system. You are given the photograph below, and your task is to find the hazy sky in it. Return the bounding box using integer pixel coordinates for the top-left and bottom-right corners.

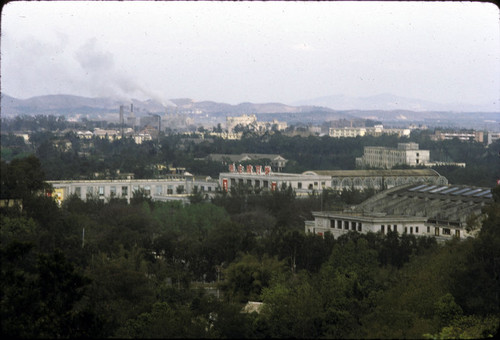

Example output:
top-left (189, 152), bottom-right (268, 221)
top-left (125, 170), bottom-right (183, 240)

top-left (1, 1), bottom-right (499, 108)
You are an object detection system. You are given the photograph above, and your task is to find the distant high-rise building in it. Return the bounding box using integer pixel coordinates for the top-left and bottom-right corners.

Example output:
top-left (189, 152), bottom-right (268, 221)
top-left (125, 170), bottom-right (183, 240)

top-left (119, 105), bottom-right (125, 136)
top-left (127, 104), bottom-right (136, 128)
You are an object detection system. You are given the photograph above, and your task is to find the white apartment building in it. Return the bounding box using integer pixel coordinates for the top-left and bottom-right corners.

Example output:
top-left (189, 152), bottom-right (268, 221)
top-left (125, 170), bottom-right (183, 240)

top-left (329, 125), bottom-right (410, 138)
top-left (356, 142), bottom-right (430, 169)
top-left (487, 132), bottom-right (500, 145)
top-left (329, 127), bottom-right (367, 138)
top-left (432, 130), bottom-right (484, 143)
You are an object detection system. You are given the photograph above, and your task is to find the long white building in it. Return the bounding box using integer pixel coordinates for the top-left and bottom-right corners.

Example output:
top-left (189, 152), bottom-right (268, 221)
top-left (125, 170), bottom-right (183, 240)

top-left (329, 125), bottom-right (410, 138)
top-left (48, 174), bottom-right (219, 205)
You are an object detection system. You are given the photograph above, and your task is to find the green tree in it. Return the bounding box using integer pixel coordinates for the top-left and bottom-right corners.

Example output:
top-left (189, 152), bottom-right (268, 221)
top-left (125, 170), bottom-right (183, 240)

top-left (220, 253), bottom-right (287, 303)
top-left (0, 243), bottom-right (103, 338)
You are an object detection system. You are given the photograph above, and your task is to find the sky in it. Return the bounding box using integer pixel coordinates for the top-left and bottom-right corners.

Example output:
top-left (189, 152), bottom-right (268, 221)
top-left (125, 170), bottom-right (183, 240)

top-left (1, 0), bottom-right (499, 109)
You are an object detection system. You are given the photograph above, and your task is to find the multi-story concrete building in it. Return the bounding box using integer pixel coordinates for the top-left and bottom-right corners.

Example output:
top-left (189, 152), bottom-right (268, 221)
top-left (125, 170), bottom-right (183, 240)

top-left (356, 142), bottom-right (430, 169)
top-left (329, 127), bottom-right (367, 138)
top-left (487, 132), bottom-right (500, 145)
top-left (306, 183), bottom-right (493, 241)
top-left (329, 125), bottom-right (410, 138)
top-left (48, 174), bottom-right (219, 205)
top-left (431, 130), bottom-right (484, 143)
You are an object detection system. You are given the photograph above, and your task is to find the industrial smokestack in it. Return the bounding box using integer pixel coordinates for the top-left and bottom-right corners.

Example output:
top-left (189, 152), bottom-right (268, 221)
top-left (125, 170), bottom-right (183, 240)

top-left (131, 103), bottom-right (134, 113)
top-left (119, 105), bottom-right (124, 137)
top-left (119, 105), bottom-right (124, 124)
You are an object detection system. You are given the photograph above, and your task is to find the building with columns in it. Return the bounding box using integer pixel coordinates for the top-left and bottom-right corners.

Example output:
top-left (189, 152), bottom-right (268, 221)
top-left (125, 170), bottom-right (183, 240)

top-left (219, 168), bottom-right (332, 197)
top-left (306, 183), bottom-right (493, 241)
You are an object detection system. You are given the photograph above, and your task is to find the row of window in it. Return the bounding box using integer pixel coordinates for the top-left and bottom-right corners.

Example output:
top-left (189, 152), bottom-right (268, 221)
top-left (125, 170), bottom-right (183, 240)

top-left (230, 178), bottom-right (326, 190)
top-left (321, 220), bottom-right (462, 239)
top-left (72, 184), bottom-right (198, 198)
top-left (232, 178), bottom-right (270, 188)
top-left (329, 219), bottom-right (363, 232)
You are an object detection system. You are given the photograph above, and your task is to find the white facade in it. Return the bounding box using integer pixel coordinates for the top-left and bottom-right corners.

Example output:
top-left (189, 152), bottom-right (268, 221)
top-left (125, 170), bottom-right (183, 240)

top-left (329, 127), bottom-right (367, 138)
top-left (329, 126), bottom-right (410, 138)
top-left (487, 132), bottom-right (500, 145)
top-left (208, 131), bottom-right (244, 140)
top-left (219, 170), bottom-right (332, 197)
top-left (356, 143), bottom-right (430, 168)
top-left (305, 211), bottom-right (470, 241)
top-left (432, 130), bottom-right (484, 143)
top-left (48, 175), bottom-right (219, 205)
top-left (305, 183), bottom-right (492, 241)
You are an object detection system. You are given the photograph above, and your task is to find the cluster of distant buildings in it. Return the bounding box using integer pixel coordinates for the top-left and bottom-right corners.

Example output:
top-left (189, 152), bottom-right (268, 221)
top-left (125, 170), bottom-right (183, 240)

top-left (77, 128), bottom-right (153, 144)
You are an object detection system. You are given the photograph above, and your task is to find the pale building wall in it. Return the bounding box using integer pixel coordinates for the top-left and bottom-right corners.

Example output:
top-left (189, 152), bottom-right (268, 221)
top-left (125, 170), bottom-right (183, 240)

top-left (305, 212), bottom-right (472, 241)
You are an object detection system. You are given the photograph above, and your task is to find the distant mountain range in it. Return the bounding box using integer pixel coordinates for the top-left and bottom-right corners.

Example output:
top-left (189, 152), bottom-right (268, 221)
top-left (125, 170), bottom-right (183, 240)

top-left (1, 93), bottom-right (499, 129)
top-left (1, 94), bottom-right (333, 117)
top-left (292, 93), bottom-right (499, 113)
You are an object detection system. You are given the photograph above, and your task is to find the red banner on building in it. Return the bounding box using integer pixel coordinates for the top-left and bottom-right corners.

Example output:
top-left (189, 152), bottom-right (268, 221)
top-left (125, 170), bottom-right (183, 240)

top-left (229, 163), bottom-right (235, 173)
top-left (271, 181), bottom-right (277, 191)
top-left (265, 166), bottom-right (271, 175)
top-left (256, 165), bottom-right (262, 175)
top-left (246, 165), bottom-right (253, 174)
top-left (222, 178), bottom-right (228, 192)
top-left (238, 164), bottom-right (243, 173)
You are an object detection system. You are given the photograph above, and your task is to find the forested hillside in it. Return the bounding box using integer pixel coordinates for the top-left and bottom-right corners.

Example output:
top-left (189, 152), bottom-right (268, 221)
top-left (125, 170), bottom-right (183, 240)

top-left (1, 156), bottom-right (499, 338)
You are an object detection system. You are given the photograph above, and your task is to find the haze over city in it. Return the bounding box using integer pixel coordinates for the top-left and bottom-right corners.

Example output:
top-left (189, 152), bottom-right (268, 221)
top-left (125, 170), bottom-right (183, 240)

top-left (1, 0), bottom-right (499, 111)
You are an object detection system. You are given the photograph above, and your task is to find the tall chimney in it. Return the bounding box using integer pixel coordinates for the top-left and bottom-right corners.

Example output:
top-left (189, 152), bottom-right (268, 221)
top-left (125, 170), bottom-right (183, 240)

top-left (119, 105), bottom-right (124, 136)
top-left (131, 103), bottom-right (134, 113)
